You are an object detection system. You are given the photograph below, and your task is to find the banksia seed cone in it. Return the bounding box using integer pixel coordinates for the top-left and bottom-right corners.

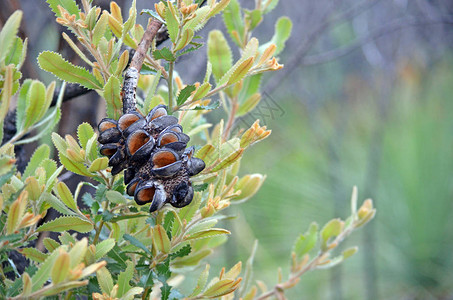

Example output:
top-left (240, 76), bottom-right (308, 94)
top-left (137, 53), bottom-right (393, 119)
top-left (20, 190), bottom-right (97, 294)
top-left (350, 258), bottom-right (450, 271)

top-left (97, 105), bottom-right (205, 212)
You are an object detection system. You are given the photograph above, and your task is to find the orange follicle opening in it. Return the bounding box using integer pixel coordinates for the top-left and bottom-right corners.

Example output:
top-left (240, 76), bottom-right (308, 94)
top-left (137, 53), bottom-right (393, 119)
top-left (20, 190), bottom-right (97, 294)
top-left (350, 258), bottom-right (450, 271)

top-left (137, 186), bottom-right (156, 203)
top-left (128, 132), bottom-right (150, 155)
top-left (153, 151), bottom-right (177, 168)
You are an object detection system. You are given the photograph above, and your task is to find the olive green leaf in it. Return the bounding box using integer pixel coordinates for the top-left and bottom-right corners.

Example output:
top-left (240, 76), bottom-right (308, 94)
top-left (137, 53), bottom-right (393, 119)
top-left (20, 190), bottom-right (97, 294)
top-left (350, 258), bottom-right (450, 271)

top-left (89, 157), bottom-right (109, 172)
top-left (6, 191), bottom-right (27, 234)
top-left (0, 10), bottom-right (22, 63)
top-left (19, 247), bottom-right (49, 263)
top-left (219, 38), bottom-right (258, 86)
top-left (51, 249), bottom-right (70, 284)
top-left (165, 1), bottom-right (179, 43)
top-left (153, 47), bottom-right (176, 62)
top-left (23, 144), bottom-right (50, 179)
top-left (58, 153), bottom-right (92, 177)
top-left (190, 264), bottom-right (210, 297)
top-left (293, 222), bottom-right (318, 257)
top-left (117, 260), bottom-right (134, 297)
top-left (207, 30), bottom-right (232, 82)
top-left (176, 84), bottom-right (196, 106)
top-left (260, 16), bottom-right (292, 55)
top-left (92, 12), bottom-right (109, 46)
top-left (97, 266), bottom-right (114, 295)
top-left (56, 181), bottom-right (78, 211)
top-left (43, 238), bottom-right (60, 252)
top-left (38, 51), bottom-right (103, 90)
top-left (31, 245), bottom-right (68, 292)
top-left (185, 228), bottom-right (231, 242)
top-left (154, 224), bottom-right (171, 254)
top-left (37, 216), bottom-right (93, 233)
top-left (223, 0), bottom-right (244, 46)
top-left (77, 123), bottom-right (95, 149)
top-left (47, 0), bottom-right (80, 18)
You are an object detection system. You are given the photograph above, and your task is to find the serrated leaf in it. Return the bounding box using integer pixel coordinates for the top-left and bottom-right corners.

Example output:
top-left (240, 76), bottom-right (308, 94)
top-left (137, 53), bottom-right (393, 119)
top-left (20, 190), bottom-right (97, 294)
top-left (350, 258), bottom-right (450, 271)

top-left (117, 260), bottom-right (134, 297)
top-left (260, 16), bottom-right (292, 55)
top-left (165, 1), bottom-right (179, 43)
top-left (19, 248), bottom-right (49, 263)
top-left (174, 28), bottom-right (194, 51)
top-left (153, 47), bottom-right (176, 62)
top-left (6, 191), bottom-right (27, 234)
top-left (41, 280), bottom-right (89, 297)
top-left (45, 166), bottom-right (64, 192)
top-left (77, 123), bottom-right (95, 149)
top-left (97, 266), bottom-right (113, 295)
top-left (37, 216), bottom-right (93, 233)
top-left (202, 278), bottom-right (241, 298)
top-left (206, 0), bottom-right (231, 19)
top-left (192, 82), bottom-right (211, 101)
top-left (56, 181), bottom-right (77, 211)
top-left (59, 153), bottom-right (92, 177)
top-left (207, 30), bottom-right (232, 82)
top-left (154, 224), bottom-right (171, 254)
top-left (185, 228), bottom-right (230, 241)
top-left (23, 144), bottom-right (50, 179)
top-left (103, 75), bottom-right (122, 119)
top-left (0, 11), bottom-right (22, 63)
top-left (122, 287), bottom-right (145, 300)
top-left (46, 0), bottom-right (80, 18)
top-left (293, 222), bottom-right (318, 257)
top-left (43, 238), bottom-right (60, 252)
top-left (92, 12), bottom-right (109, 46)
top-left (95, 238), bottom-right (115, 261)
top-left (51, 250), bottom-right (70, 284)
top-left (123, 0), bottom-right (137, 40)
top-left (223, 0), bottom-right (244, 46)
top-left (176, 84), bottom-right (196, 106)
top-left (171, 244), bottom-right (191, 259)
top-left (219, 38), bottom-right (258, 86)
top-left (141, 9), bottom-right (164, 23)
top-left (5, 36), bottom-right (24, 67)
top-left (31, 245), bottom-right (67, 292)
top-left (212, 148), bottom-right (244, 172)
top-left (89, 157), bottom-right (109, 172)
top-left (38, 51), bottom-right (102, 90)
top-left (68, 238), bottom-right (88, 268)
top-left (190, 264), bottom-right (210, 297)
top-left (226, 56), bottom-right (254, 85)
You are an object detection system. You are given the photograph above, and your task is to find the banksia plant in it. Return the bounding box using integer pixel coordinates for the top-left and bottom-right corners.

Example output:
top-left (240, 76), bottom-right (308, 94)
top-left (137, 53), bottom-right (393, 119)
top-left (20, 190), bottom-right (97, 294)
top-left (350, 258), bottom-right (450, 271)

top-left (0, 0), bottom-right (376, 299)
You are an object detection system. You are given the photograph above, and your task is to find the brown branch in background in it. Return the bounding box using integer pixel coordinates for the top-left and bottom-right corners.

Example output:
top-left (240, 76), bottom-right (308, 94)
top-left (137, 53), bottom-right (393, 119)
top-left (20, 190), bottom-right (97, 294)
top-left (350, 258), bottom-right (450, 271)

top-left (122, 19), bottom-right (163, 114)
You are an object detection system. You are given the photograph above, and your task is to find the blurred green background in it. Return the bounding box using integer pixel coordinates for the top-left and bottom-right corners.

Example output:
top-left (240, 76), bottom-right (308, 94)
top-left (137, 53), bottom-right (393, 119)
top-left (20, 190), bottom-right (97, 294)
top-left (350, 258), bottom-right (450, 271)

top-left (2, 0), bottom-right (453, 299)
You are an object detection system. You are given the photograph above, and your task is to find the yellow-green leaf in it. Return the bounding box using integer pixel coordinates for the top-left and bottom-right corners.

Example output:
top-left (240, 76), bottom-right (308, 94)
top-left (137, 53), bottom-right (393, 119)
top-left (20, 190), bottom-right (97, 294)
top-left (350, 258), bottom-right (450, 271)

top-left (51, 249), bottom-right (70, 284)
top-left (89, 157), bottom-right (109, 172)
top-left (185, 228), bottom-right (230, 241)
top-left (103, 75), bottom-right (122, 119)
top-left (154, 224), bottom-right (171, 254)
top-left (38, 51), bottom-right (102, 90)
top-left (207, 30), bottom-right (232, 82)
top-left (56, 181), bottom-right (77, 211)
top-left (37, 216), bottom-right (93, 233)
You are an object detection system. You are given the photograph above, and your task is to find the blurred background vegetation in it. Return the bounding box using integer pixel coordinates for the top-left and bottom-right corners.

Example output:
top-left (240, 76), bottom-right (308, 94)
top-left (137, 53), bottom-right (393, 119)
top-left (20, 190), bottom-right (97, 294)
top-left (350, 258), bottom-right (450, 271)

top-left (1, 0), bottom-right (453, 299)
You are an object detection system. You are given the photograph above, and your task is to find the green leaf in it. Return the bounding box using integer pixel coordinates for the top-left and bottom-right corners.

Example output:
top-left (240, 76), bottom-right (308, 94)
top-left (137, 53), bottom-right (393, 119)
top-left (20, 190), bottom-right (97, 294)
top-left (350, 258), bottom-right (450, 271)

top-left (141, 9), bottom-right (164, 23)
top-left (0, 11), bottom-right (22, 63)
top-left (43, 192), bottom-right (77, 216)
top-left (43, 238), bottom-right (60, 252)
top-left (226, 56), bottom-right (254, 85)
top-left (77, 122), bottom-right (95, 149)
top-left (0, 66), bottom-right (14, 142)
top-left (15, 79), bottom-right (32, 133)
top-left (263, 0), bottom-right (279, 14)
top-left (176, 84), bottom-right (196, 106)
top-left (293, 222), bottom-right (318, 257)
top-left (190, 264), bottom-right (209, 297)
top-left (185, 228), bottom-right (230, 241)
top-left (59, 153), bottom-right (92, 177)
top-left (5, 37), bottom-right (24, 67)
top-left (51, 250), bottom-right (70, 284)
top-left (124, 234), bottom-right (151, 255)
top-left (207, 30), bottom-right (232, 82)
top-left (23, 144), bottom-right (50, 179)
top-left (237, 93), bottom-right (261, 116)
top-left (212, 148), bottom-right (244, 172)
top-left (174, 28), bottom-right (194, 51)
top-left (97, 266), bottom-right (114, 295)
top-left (95, 238), bottom-right (115, 260)
top-left (153, 47), bottom-right (176, 62)
top-left (92, 13), bottom-right (109, 46)
top-left (68, 238), bottom-right (88, 268)
top-left (117, 260), bottom-right (134, 297)
top-left (31, 245), bottom-right (67, 292)
top-left (37, 216), bottom-right (93, 233)
top-left (161, 283), bottom-right (171, 300)
top-left (219, 38), bottom-right (258, 86)
top-left (38, 51), bottom-right (102, 89)
top-left (171, 244), bottom-right (191, 259)
top-left (321, 218), bottom-right (343, 249)
top-left (103, 75), bottom-right (122, 119)
top-left (260, 16), bottom-right (292, 55)
top-left (122, 0), bottom-right (137, 40)
top-left (165, 1), bottom-right (179, 43)
top-left (46, 0), bottom-right (80, 18)
top-left (19, 248), bottom-right (49, 263)
top-left (172, 249), bottom-right (212, 268)
top-left (56, 181), bottom-right (77, 211)
top-left (223, 0), bottom-right (244, 46)
top-left (89, 157), bottom-right (109, 172)
top-left (154, 225), bottom-right (171, 254)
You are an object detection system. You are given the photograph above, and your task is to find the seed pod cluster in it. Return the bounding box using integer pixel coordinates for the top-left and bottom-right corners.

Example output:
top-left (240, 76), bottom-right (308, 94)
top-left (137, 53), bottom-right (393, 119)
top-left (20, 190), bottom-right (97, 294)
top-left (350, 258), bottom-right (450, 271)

top-left (97, 105), bottom-right (205, 212)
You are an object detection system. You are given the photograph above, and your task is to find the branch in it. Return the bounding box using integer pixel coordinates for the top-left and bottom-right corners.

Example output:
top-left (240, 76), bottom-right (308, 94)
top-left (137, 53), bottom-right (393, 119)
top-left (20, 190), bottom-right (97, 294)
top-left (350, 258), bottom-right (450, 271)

top-left (123, 18), bottom-right (163, 114)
